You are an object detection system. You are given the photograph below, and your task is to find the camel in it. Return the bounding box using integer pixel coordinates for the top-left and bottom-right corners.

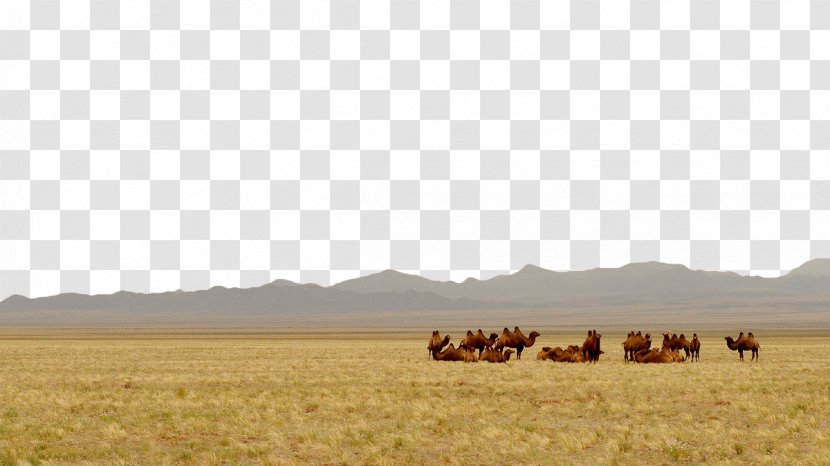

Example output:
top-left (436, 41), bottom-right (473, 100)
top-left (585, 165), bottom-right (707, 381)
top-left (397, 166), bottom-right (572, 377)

top-left (688, 333), bottom-right (701, 362)
top-left (495, 326), bottom-right (540, 360)
top-left (581, 330), bottom-right (602, 363)
top-left (480, 346), bottom-right (514, 363)
top-left (460, 329), bottom-right (499, 356)
top-left (622, 331), bottom-right (651, 362)
top-left (568, 345), bottom-right (586, 363)
top-left (427, 330), bottom-right (450, 360)
top-left (725, 332), bottom-right (760, 361)
top-left (662, 331), bottom-right (691, 360)
top-left (431, 343), bottom-right (476, 362)
top-left (669, 348), bottom-right (685, 363)
top-left (537, 346), bottom-right (576, 363)
top-left (634, 348), bottom-right (674, 364)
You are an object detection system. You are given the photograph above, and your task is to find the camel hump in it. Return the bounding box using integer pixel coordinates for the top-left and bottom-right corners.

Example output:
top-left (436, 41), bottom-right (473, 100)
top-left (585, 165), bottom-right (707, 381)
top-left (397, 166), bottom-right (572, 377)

top-left (748, 332), bottom-right (754, 337)
top-left (466, 330), bottom-right (474, 336)
top-left (679, 334), bottom-right (685, 338)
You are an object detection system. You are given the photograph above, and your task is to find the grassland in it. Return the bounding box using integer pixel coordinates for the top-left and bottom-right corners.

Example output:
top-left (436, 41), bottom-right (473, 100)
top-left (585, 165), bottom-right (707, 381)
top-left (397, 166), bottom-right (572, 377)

top-left (1, 330), bottom-right (829, 465)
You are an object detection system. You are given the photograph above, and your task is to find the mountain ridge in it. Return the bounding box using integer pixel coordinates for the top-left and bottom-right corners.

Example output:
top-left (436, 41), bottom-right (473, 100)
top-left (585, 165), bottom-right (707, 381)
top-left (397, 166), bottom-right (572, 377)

top-left (1, 260), bottom-right (829, 327)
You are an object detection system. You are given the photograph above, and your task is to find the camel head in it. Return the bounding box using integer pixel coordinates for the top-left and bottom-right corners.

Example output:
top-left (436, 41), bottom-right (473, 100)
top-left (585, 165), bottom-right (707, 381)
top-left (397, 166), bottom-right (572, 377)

top-left (504, 349), bottom-right (515, 361)
top-left (693, 333), bottom-right (698, 339)
top-left (645, 333), bottom-right (651, 340)
top-left (529, 331), bottom-right (541, 339)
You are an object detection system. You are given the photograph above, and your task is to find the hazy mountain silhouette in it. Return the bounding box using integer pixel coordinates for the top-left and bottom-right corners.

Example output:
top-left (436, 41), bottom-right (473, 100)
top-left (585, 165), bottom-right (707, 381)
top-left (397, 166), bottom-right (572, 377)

top-left (1, 260), bottom-right (829, 327)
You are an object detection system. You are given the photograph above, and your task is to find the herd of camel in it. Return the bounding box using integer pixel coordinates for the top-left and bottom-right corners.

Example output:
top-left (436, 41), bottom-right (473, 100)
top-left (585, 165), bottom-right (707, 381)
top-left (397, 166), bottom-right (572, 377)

top-left (427, 328), bottom-right (762, 363)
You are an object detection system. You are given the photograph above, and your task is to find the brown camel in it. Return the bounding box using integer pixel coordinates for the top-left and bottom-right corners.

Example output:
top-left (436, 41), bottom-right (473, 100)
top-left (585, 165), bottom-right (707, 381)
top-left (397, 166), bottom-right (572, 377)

top-left (460, 329), bottom-right (499, 356)
top-left (581, 330), bottom-right (602, 363)
top-left (669, 348), bottom-right (685, 363)
top-left (427, 330), bottom-right (450, 360)
top-left (688, 333), bottom-right (701, 362)
top-left (725, 332), bottom-right (760, 361)
top-left (622, 331), bottom-right (651, 362)
top-left (431, 343), bottom-right (476, 362)
top-left (495, 326), bottom-right (540, 360)
top-left (634, 348), bottom-right (674, 363)
top-left (537, 346), bottom-right (576, 363)
top-left (480, 346), bottom-right (514, 363)
top-left (662, 332), bottom-right (692, 360)
top-left (567, 345), bottom-right (586, 363)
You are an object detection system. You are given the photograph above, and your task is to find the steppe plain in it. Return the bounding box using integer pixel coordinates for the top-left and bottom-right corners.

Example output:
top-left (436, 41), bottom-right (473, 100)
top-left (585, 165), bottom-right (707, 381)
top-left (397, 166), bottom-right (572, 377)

top-left (1, 329), bottom-right (829, 465)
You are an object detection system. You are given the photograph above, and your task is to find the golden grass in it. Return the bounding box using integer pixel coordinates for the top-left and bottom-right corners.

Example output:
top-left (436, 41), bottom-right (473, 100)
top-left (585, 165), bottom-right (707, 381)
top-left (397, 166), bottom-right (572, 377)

top-left (1, 331), bottom-right (830, 465)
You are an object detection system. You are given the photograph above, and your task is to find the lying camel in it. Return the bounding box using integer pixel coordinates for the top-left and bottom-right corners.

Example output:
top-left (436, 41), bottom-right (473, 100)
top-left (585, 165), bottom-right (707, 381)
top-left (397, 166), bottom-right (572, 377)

top-left (622, 331), bottom-right (651, 362)
top-left (634, 348), bottom-right (674, 364)
top-left (537, 346), bottom-right (572, 362)
top-left (725, 332), bottom-right (760, 361)
top-left (431, 343), bottom-right (476, 362)
top-left (460, 329), bottom-right (499, 356)
top-left (480, 346), bottom-right (514, 363)
top-left (688, 333), bottom-right (701, 362)
top-left (427, 330), bottom-right (451, 360)
top-left (569, 345), bottom-right (586, 363)
top-left (495, 326), bottom-right (540, 360)
top-left (581, 330), bottom-right (602, 363)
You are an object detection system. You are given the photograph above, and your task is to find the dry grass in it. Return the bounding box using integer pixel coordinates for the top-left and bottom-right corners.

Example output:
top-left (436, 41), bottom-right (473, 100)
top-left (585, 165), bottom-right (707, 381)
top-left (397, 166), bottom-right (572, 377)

top-left (1, 330), bottom-right (829, 465)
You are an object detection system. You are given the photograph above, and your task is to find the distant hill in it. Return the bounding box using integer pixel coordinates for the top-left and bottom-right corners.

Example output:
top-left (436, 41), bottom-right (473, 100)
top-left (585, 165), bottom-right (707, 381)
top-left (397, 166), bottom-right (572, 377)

top-left (1, 260), bottom-right (830, 327)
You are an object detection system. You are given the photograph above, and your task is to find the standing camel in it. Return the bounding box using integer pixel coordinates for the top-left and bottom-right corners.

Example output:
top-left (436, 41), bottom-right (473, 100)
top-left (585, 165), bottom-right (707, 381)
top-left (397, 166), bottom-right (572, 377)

top-left (724, 332), bottom-right (760, 361)
top-left (622, 331), bottom-right (651, 362)
top-left (460, 329), bottom-right (499, 356)
top-left (581, 330), bottom-right (602, 363)
top-left (688, 333), bottom-right (701, 362)
top-left (495, 326), bottom-right (540, 360)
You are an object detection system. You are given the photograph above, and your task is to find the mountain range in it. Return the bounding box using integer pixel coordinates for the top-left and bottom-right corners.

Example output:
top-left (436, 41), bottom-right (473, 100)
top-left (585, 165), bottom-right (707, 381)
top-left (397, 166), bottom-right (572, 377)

top-left (1, 260), bottom-right (830, 328)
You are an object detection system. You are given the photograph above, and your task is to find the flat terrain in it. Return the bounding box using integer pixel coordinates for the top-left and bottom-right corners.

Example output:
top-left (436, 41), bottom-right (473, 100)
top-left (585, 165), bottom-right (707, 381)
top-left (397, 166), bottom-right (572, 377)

top-left (1, 329), bottom-right (829, 465)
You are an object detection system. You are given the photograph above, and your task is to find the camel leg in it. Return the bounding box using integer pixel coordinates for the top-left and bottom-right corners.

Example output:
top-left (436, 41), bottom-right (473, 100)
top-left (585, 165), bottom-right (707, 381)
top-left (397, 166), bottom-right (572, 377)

top-left (517, 346), bottom-right (524, 360)
top-left (738, 349), bottom-right (743, 361)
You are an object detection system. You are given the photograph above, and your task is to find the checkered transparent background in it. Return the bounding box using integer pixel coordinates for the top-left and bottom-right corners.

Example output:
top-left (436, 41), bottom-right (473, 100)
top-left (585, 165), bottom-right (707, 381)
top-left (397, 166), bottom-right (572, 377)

top-left (1, 0), bottom-right (830, 300)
